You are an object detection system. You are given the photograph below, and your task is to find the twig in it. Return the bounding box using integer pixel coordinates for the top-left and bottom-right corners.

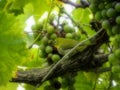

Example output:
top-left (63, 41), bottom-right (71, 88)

top-left (59, 0), bottom-right (90, 8)
top-left (28, 0), bottom-right (54, 49)
top-left (11, 53), bottom-right (109, 86)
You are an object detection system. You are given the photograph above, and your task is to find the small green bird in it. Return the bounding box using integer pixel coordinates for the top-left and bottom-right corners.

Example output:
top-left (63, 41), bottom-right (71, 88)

top-left (54, 38), bottom-right (89, 55)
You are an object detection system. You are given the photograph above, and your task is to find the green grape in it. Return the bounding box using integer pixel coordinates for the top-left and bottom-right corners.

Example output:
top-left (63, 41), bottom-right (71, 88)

top-left (74, 32), bottom-right (81, 40)
top-left (106, 29), bottom-right (113, 36)
top-left (114, 49), bottom-right (120, 58)
top-left (52, 54), bottom-right (61, 62)
top-left (50, 33), bottom-right (57, 40)
top-left (115, 3), bottom-right (120, 12)
top-left (65, 33), bottom-right (74, 39)
top-left (39, 44), bottom-right (45, 51)
top-left (112, 25), bottom-right (120, 35)
top-left (47, 25), bottom-right (54, 34)
top-left (101, 9), bottom-right (107, 18)
top-left (48, 53), bottom-right (53, 58)
top-left (113, 35), bottom-right (120, 47)
top-left (36, 22), bottom-right (43, 30)
top-left (112, 65), bottom-right (120, 73)
top-left (116, 16), bottom-right (120, 24)
top-left (41, 36), bottom-right (48, 45)
top-left (49, 14), bottom-right (55, 23)
top-left (64, 25), bottom-right (74, 33)
top-left (106, 8), bottom-right (116, 17)
top-left (39, 50), bottom-right (46, 58)
top-left (45, 46), bottom-right (53, 53)
top-left (95, 11), bottom-right (102, 21)
top-left (108, 53), bottom-right (119, 65)
top-left (89, 4), bottom-right (98, 13)
top-left (102, 20), bottom-right (110, 29)
top-left (32, 22), bottom-right (43, 30)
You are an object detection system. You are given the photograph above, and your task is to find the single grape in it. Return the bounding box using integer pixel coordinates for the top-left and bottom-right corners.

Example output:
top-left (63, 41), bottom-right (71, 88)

top-left (115, 3), bottom-right (120, 12)
top-left (50, 33), bottom-right (57, 40)
top-left (108, 53), bottom-right (115, 63)
top-left (106, 28), bottom-right (113, 36)
top-left (89, 4), bottom-right (98, 13)
top-left (41, 36), bottom-right (48, 45)
top-left (95, 11), bottom-right (102, 21)
top-left (114, 49), bottom-right (120, 58)
top-left (36, 22), bottom-right (43, 30)
top-left (106, 8), bottom-right (116, 17)
top-left (39, 50), bottom-right (46, 58)
top-left (65, 33), bottom-right (74, 39)
top-left (52, 54), bottom-right (61, 62)
top-left (32, 22), bottom-right (43, 30)
top-left (47, 25), bottom-right (54, 34)
top-left (74, 32), bottom-right (81, 40)
top-left (39, 44), bottom-right (45, 51)
top-left (45, 46), bottom-right (53, 53)
top-left (112, 25), bottom-right (120, 35)
top-left (101, 9), bottom-right (107, 18)
top-left (113, 35), bottom-right (120, 47)
top-left (102, 20), bottom-right (110, 29)
top-left (48, 53), bottom-right (53, 58)
top-left (116, 16), bottom-right (120, 24)
top-left (64, 25), bottom-right (74, 33)
top-left (112, 65), bottom-right (120, 73)
top-left (49, 14), bottom-right (55, 23)
top-left (108, 53), bottom-right (119, 65)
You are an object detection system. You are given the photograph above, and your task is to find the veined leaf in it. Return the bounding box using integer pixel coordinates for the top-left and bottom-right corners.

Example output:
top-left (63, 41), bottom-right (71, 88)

top-left (0, 12), bottom-right (28, 85)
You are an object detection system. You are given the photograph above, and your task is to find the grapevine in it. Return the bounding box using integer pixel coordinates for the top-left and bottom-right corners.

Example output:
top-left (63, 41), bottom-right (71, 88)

top-left (4, 0), bottom-right (120, 90)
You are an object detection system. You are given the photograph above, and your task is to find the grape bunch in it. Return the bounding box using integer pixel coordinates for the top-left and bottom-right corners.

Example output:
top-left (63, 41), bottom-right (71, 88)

top-left (90, 0), bottom-right (120, 35)
top-left (31, 13), bottom-right (81, 63)
top-left (90, 0), bottom-right (120, 74)
top-left (31, 12), bottom-right (81, 89)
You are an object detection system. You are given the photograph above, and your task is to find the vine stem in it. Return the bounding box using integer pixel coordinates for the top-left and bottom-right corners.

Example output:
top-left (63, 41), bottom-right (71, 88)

top-left (28, 0), bottom-right (54, 49)
top-left (40, 28), bottom-right (103, 85)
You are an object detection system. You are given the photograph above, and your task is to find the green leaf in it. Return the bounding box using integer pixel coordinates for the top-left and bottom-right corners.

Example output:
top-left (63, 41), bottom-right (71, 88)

top-left (0, 83), bottom-right (18, 90)
top-left (75, 72), bottom-right (94, 90)
top-left (0, 12), bottom-right (28, 85)
top-left (0, 0), bottom-right (7, 10)
top-left (72, 8), bottom-right (92, 23)
top-left (30, 0), bottom-right (50, 20)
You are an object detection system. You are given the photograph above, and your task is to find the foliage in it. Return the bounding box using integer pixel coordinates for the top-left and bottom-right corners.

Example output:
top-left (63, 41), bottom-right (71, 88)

top-left (0, 0), bottom-right (120, 90)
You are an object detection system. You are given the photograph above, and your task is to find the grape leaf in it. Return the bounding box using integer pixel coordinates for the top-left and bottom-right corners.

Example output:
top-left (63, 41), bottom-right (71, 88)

top-left (0, 12), bottom-right (28, 85)
top-left (72, 8), bottom-right (92, 23)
